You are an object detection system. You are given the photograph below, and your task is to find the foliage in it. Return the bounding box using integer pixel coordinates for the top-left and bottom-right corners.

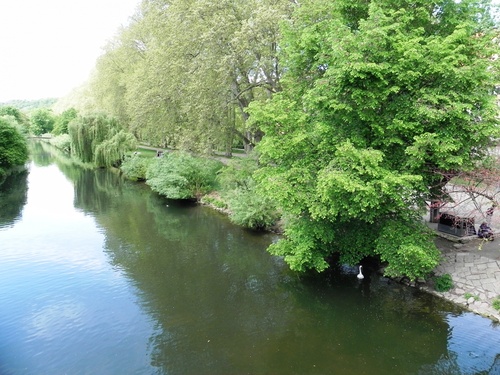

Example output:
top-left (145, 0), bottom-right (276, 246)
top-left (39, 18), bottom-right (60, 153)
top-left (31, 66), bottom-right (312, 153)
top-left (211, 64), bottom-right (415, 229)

top-left (94, 131), bottom-right (137, 167)
top-left (248, 0), bottom-right (499, 276)
top-left (146, 152), bottom-right (223, 200)
top-left (68, 114), bottom-right (137, 167)
top-left (0, 118), bottom-right (29, 177)
top-left (0, 106), bottom-right (30, 135)
top-left (49, 134), bottom-right (71, 153)
top-left (492, 297), bottom-right (500, 311)
top-left (52, 108), bottom-right (77, 135)
top-left (217, 156), bottom-right (259, 191)
top-left (225, 184), bottom-right (279, 230)
top-left (217, 156), bottom-right (279, 230)
top-left (120, 153), bottom-right (153, 181)
top-left (375, 220), bottom-right (440, 281)
top-left (79, 0), bottom-right (293, 152)
top-left (30, 108), bottom-right (55, 135)
top-left (434, 274), bottom-right (453, 292)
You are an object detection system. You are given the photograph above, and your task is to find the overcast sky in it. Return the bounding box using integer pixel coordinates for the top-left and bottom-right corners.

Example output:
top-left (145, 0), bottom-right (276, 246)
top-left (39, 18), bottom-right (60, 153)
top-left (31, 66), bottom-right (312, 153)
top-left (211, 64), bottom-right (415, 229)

top-left (0, 0), bottom-right (140, 102)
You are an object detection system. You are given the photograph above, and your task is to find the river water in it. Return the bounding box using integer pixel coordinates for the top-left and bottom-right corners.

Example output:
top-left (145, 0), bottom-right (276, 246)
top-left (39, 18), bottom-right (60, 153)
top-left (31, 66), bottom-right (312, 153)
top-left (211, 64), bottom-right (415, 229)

top-left (0, 141), bottom-right (499, 374)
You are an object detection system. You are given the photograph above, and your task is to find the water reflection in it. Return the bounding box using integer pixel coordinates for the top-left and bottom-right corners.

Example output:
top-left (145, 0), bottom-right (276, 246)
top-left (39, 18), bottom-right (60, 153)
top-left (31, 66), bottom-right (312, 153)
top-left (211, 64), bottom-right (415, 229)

top-left (0, 169), bottom-right (28, 229)
top-left (0, 141), bottom-right (498, 374)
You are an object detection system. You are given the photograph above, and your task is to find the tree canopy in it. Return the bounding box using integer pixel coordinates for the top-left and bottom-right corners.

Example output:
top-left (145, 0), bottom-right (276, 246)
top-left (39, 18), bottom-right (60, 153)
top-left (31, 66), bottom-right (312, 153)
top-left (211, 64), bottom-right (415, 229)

top-left (62, 0), bottom-right (293, 154)
top-left (249, 0), bottom-right (499, 278)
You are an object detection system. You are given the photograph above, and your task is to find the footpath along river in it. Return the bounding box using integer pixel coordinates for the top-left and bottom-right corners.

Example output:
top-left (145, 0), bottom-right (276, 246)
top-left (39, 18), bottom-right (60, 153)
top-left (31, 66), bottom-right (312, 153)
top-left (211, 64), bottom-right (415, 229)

top-left (0, 141), bottom-right (499, 374)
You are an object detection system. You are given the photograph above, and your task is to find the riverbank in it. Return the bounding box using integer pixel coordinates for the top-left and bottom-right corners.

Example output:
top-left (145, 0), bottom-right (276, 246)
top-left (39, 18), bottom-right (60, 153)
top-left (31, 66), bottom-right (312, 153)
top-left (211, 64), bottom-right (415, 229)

top-left (58, 140), bottom-right (500, 322)
top-left (420, 226), bottom-right (500, 323)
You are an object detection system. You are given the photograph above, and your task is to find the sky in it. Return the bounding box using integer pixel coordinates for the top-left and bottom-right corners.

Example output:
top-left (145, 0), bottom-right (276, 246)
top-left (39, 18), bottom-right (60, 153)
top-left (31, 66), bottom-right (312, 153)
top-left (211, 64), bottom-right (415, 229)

top-left (0, 0), bottom-right (140, 102)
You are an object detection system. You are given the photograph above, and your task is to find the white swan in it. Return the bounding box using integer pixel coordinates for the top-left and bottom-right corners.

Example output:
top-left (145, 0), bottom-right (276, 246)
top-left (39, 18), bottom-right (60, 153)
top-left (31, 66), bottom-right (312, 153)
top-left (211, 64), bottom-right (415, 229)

top-left (357, 265), bottom-right (364, 280)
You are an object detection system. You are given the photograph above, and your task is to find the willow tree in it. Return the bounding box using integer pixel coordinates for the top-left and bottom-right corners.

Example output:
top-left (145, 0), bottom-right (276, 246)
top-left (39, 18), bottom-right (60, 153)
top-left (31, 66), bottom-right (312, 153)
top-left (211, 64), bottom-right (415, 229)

top-left (68, 114), bottom-right (137, 167)
top-left (249, 0), bottom-right (499, 279)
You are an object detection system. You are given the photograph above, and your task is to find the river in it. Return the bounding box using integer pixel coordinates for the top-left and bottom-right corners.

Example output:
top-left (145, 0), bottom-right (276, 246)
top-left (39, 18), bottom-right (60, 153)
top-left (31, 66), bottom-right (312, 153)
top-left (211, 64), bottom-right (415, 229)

top-left (0, 141), bottom-right (499, 374)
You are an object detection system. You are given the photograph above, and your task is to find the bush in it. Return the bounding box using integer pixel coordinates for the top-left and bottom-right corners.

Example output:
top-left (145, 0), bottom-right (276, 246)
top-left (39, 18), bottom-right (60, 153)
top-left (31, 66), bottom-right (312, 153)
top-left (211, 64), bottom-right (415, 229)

top-left (121, 154), bottom-right (152, 181)
top-left (217, 156), bottom-right (280, 230)
top-left (146, 152), bottom-right (223, 199)
top-left (225, 185), bottom-right (279, 230)
top-left (434, 274), bottom-right (453, 292)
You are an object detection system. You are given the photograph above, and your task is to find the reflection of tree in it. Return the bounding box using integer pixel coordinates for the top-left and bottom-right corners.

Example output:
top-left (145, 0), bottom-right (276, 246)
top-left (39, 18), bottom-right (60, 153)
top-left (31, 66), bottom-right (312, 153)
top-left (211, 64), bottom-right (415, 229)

top-left (35, 142), bottom-right (473, 374)
top-left (47, 148), bottom-right (452, 373)
top-left (73, 168), bottom-right (124, 214)
top-left (0, 169), bottom-right (28, 228)
top-left (97, 181), bottom-right (452, 374)
top-left (30, 140), bottom-right (52, 167)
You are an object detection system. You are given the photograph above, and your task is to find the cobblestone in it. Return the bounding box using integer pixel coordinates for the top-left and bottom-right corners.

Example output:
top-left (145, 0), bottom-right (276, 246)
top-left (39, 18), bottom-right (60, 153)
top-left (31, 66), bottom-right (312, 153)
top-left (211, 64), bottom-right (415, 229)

top-left (422, 232), bottom-right (500, 322)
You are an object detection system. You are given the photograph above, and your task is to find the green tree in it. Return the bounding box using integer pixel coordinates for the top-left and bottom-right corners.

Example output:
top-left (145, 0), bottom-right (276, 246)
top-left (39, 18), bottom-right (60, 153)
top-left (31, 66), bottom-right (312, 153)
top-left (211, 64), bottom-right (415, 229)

top-left (52, 108), bottom-right (78, 135)
top-left (30, 108), bottom-right (55, 135)
top-left (0, 118), bottom-right (29, 177)
top-left (0, 106), bottom-right (30, 135)
top-left (68, 114), bottom-right (137, 167)
top-left (249, 0), bottom-right (499, 279)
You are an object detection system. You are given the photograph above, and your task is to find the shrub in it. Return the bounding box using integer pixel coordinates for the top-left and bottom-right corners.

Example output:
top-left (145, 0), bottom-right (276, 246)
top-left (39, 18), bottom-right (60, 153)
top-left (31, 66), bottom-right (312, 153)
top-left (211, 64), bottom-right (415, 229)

top-left (217, 157), bottom-right (280, 230)
top-left (225, 184), bottom-right (279, 230)
top-left (121, 154), bottom-right (152, 181)
top-left (434, 274), bottom-right (453, 292)
top-left (146, 152), bottom-right (223, 199)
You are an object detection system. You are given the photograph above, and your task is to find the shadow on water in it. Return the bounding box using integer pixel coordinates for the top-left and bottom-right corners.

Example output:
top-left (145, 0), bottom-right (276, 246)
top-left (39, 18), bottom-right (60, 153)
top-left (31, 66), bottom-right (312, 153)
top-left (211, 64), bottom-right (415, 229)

top-left (0, 168), bottom-right (28, 229)
top-left (2, 140), bottom-right (498, 374)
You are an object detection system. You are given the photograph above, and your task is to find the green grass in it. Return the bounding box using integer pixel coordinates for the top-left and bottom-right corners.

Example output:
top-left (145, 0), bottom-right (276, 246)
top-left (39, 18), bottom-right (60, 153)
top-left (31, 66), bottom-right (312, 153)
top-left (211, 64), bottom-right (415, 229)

top-left (493, 297), bottom-right (500, 311)
top-left (464, 292), bottom-right (480, 301)
top-left (136, 147), bottom-right (158, 158)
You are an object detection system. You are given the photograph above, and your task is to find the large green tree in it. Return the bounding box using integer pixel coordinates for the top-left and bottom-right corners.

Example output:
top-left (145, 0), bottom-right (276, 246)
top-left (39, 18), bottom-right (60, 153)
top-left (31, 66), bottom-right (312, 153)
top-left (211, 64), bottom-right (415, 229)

top-left (249, 0), bottom-right (499, 279)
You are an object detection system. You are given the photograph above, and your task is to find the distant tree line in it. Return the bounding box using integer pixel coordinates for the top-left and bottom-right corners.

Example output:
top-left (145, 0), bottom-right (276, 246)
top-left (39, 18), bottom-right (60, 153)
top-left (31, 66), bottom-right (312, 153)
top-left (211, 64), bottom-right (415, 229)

top-left (0, 98), bottom-right (57, 112)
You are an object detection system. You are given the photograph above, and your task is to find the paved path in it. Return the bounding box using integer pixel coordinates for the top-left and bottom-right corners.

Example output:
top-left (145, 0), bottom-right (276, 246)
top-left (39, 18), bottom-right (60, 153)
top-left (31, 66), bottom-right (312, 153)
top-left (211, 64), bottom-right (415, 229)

top-left (423, 230), bottom-right (500, 322)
